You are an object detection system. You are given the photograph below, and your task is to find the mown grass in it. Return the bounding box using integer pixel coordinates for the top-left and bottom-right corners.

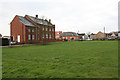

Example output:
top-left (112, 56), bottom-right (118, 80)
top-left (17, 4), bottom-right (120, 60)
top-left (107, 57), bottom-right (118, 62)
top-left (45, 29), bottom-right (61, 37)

top-left (2, 41), bottom-right (118, 78)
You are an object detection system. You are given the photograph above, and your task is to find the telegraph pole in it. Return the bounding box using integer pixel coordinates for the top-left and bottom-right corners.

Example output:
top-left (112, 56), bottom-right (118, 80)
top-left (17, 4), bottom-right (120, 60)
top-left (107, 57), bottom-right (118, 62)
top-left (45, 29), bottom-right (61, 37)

top-left (104, 27), bottom-right (105, 34)
top-left (8, 23), bottom-right (11, 47)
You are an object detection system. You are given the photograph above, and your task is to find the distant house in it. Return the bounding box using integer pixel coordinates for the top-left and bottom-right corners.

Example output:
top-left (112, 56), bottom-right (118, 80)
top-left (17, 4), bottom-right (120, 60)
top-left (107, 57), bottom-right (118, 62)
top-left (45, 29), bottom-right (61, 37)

top-left (107, 31), bottom-right (119, 39)
top-left (95, 31), bottom-right (106, 40)
top-left (61, 32), bottom-right (79, 41)
top-left (82, 35), bottom-right (88, 40)
top-left (77, 33), bottom-right (85, 40)
top-left (10, 15), bottom-right (56, 44)
top-left (90, 33), bottom-right (96, 40)
top-left (55, 31), bottom-right (62, 40)
top-left (118, 31), bottom-right (120, 37)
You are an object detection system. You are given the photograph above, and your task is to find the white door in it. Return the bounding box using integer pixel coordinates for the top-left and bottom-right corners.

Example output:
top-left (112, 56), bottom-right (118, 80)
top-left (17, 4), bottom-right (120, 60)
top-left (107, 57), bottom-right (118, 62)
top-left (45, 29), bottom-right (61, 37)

top-left (18, 35), bottom-right (20, 42)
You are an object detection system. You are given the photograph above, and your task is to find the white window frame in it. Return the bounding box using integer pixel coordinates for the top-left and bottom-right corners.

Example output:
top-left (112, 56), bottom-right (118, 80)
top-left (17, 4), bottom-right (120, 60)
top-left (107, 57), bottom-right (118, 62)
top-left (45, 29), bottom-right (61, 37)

top-left (38, 37), bottom-right (39, 40)
top-left (32, 29), bottom-right (34, 32)
top-left (38, 29), bottom-right (39, 34)
top-left (42, 27), bottom-right (44, 31)
top-left (28, 34), bottom-right (31, 40)
top-left (42, 34), bottom-right (44, 38)
top-left (28, 28), bottom-right (31, 32)
top-left (49, 28), bottom-right (51, 31)
top-left (52, 34), bottom-right (54, 38)
top-left (46, 34), bottom-right (48, 39)
top-left (32, 34), bottom-right (35, 40)
top-left (46, 27), bottom-right (48, 31)
top-left (52, 28), bottom-right (54, 31)
top-left (49, 34), bottom-right (51, 39)
top-left (66, 37), bottom-right (68, 39)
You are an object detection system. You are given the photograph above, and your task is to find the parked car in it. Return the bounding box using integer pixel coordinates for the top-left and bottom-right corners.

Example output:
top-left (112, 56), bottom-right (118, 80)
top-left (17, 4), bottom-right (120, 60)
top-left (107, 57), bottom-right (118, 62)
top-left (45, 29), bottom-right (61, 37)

top-left (107, 37), bottom-right (115, 40)
top-left (117, 37), bottom-right (120, 40)
top-left (10, 41), bottom-right (17, 45)
top-left (79, 39), bottom-right (84, 41)
top-left (86, 39), bottom-right (92, 41)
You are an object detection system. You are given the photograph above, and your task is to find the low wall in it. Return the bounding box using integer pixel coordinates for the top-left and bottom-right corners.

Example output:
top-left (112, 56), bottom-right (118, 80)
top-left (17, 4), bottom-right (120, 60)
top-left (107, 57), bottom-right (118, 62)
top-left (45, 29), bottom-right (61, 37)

top-left (16, 39), bottom-right (63, 45)
top-left (41, 40), bottom-right (63, 43)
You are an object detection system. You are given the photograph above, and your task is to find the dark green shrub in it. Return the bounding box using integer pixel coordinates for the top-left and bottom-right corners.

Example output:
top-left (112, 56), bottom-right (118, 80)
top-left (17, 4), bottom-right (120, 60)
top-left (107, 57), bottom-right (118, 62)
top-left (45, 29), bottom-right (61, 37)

top-left (0, 38), bottom-right (9, 46)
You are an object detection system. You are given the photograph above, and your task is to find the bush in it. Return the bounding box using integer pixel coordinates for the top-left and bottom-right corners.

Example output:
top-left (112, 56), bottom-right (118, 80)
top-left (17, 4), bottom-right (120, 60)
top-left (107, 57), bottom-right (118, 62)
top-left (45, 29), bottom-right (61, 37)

top-left (0, 38), bottom-right (9, 46)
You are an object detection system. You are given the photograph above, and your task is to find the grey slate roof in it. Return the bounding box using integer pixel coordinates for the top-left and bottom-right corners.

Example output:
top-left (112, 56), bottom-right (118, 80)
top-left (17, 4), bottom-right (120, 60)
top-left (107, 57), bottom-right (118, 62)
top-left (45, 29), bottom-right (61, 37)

top-left (17, 15), bottom-right (36, 27)
top-left (61, 32), bottom-right (78, 36)
top-left (26, 15), bottom-right (53, 26)
top-left (78, 33), bottom-right (85, 36)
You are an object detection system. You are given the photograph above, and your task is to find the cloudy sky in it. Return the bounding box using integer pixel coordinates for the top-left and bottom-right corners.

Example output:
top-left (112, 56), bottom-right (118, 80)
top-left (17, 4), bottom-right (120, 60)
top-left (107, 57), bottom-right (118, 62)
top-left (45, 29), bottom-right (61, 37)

top-left (0, 0), bottom-right (119, 36)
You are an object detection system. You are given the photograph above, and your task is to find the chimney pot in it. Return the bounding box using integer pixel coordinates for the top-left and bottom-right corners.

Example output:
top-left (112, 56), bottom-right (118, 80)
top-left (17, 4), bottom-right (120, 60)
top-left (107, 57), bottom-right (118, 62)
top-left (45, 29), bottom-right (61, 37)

top-left (36, 15), bottom-right (38, 18)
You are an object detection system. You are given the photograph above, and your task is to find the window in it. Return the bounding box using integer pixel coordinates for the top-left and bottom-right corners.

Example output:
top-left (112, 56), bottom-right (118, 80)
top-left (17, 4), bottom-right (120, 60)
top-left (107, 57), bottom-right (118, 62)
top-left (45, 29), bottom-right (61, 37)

top-left (46, 27), bottom-right (48, 31)
top-left (32, 29), bottom-right (34, 32)
top-left (42, 27), bottom-right (44, 31)
top-left (57, 35), bottom-right (59, 38)
top-left (57, 33), bottom-right (59, 34)
top-left (52, 28), bottom-right (54, 31)
top-left (42, 34), bottom-right (44, 38)
top-left (38, 37), bottom-right (39, 40)
top-left (38, 29), bottom-right (39, 34)
top-left (28, 28), bottom-right (31, 32)
top-left (49, 28), bottom-right (51, 31)
top-left (52, 34), bottom-right (54, 37)
top-left (46, 34), bottom-right (48, 39)
top-left (28, 34), bottom-right (31, 40)
top-left (49, 34), bottom-right (51, 39)
top-left (66, 37), bottom-right (68, 39)
top-left (32, 35), bottom-right (34, 40)
top-left (63, 37), bottom-right (65, 39)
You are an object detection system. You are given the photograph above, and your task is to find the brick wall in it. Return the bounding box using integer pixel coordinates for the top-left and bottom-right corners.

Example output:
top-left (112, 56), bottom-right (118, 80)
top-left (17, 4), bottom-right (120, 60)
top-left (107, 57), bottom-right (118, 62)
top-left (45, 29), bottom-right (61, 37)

top-left (10, 16), bottom-right (26, 43)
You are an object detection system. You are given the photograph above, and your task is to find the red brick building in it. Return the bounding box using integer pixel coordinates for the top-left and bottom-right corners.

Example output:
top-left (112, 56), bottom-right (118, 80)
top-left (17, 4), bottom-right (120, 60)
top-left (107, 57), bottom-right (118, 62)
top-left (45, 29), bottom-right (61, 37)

top-left (10, 15), bottom-right (57, 44)
top-left (55, 31), bottom-right (62, 39)
top-left (61, 32), bottom-right (79, 41)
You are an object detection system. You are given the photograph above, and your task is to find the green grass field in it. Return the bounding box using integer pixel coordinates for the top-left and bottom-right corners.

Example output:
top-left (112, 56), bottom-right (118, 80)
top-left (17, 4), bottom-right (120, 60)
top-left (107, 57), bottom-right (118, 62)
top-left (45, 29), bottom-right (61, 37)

top-left (2, 41), bottom-right (118, 78)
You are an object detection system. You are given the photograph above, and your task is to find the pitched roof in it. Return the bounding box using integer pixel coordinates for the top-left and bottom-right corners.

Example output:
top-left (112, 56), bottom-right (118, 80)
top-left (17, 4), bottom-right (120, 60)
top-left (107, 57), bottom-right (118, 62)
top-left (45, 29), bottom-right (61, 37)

top-left (61, 32), bottom-right (78, 36)
top-left (17, 15), bottom-right (36, 27)
top-left (90, 33), bottom-right (96, 35)
top-left (26, 15), bottom-right (53, 26)
top-left (77, 33), bottom-right (85, 36)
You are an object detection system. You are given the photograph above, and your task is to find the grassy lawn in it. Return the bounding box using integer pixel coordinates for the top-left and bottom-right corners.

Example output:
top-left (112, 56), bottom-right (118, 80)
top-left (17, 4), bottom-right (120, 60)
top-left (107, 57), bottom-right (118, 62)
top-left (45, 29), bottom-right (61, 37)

top-left (2, 41), bottom-right (118, 78)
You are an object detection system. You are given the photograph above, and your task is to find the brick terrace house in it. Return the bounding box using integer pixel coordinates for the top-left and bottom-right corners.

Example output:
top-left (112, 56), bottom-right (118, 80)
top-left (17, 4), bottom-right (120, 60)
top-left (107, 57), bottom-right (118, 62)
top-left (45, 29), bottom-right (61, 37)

top-left (90, 31), bottom-right (106, 40)
top-left (10, 15), bottom-right (57, 44)
top-left (61, 32), bottom-right (79, 41)
top-left (90, 33), bottom-right (96, 40)
top-left (55, 31), bottom-right (62, 40)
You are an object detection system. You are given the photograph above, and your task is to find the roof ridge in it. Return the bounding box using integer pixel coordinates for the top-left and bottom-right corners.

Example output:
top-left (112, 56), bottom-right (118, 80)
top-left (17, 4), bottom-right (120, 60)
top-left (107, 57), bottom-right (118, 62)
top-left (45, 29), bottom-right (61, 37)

top-left (16, 15), bottom-right (24, 18)
top-left (26, 15), bottom-right (43, 20)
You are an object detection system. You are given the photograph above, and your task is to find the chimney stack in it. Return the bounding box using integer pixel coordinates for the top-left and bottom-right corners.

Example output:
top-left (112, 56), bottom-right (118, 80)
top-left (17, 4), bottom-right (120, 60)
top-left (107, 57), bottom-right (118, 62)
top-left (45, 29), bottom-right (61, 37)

top-left (36, 15), bottom-right (38, 18)
top-left (49, 19), bottom-right (51, 23)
